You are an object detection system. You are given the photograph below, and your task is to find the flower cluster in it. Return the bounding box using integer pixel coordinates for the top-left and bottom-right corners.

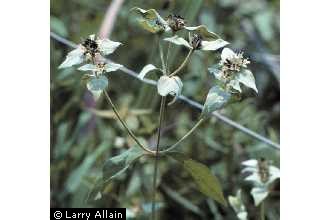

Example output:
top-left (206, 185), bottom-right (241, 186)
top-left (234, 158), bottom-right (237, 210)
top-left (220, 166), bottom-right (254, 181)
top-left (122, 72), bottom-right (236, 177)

top-left (58, 34), bottom-right (123, 100)
top-left (220, 49), bottom-right (250, 78)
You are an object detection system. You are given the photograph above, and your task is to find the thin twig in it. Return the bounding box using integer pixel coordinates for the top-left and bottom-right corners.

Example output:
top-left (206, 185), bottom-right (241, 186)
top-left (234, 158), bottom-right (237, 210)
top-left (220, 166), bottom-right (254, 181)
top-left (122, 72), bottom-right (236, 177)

top-left (103, 90), bottom-right (155, 155)
top-left (162, 118), bottom-right (205, 153)
top-left (152, 97), bottom-right (166, 220)
top-left (169, 49), bottom-right (193, 77)
top-left (50, 32), bottom-right (280, 150)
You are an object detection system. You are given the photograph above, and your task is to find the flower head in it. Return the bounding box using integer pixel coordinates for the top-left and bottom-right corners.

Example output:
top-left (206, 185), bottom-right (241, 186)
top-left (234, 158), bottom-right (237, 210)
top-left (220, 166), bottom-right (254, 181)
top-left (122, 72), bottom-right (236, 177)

top-left (166, 14), bottom-right (186, 32)
top-left (59, 34), bottom-right (122, 69)
top-left (208, 47), bottom-right (258, 94)
top-left (220, 48), bottom-right (250, 79)
top-left (241, 158), bottom-right (280, 206)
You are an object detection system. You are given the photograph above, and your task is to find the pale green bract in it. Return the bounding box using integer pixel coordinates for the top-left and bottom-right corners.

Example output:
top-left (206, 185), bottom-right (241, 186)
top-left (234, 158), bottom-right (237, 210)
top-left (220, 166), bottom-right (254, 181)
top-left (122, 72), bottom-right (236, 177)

top-left (228, 190), bottom-right (248, 220)
top-left (78, 63), bottom-right (123, 73)
top-left (105, 62), bottom-right (123, 72)
top-left (185, 25), bottom-right (220, 40)
top-left (58, 47), bottom-right (85, 69)
top-left (200, 39), bottom-right (229, 51)
top-left (201, 86), bottom-right (231, 118)
top-left (78, 64), bottom-right (97, 72)
top-left (97, 39), bottom-right (122, 55)
top-left (163, 35), bottom-right (192, 49)
top-left (131, 7), bottom-right (170, 33)
top-left (236, 69), bottom-right (258, 93)
top-left (164, 35), bottom-right (229, 51)
top-left (157, 75), bottom-right (183, 98)
top-left (86, 75), bottom-right (109, 100)
top-left (138, 64), bottom-right (160, 80)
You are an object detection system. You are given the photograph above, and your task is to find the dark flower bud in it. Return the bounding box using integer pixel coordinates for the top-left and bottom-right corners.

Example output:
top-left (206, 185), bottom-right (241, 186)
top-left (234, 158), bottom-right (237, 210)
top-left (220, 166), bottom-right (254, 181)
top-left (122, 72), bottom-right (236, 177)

top-left (190, 34), bottom-right (202, 50)
top-left (166, 14), bottom-right (185, 32)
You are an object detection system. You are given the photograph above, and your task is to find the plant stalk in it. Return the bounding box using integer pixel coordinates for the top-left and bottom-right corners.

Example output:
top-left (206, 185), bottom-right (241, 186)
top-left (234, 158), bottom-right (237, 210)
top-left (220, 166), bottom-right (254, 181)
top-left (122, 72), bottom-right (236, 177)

top-left (151, 96), bottom-right (166, 220)
top-left (260, 201), bottom-right (265, 220)
top-left (169, 49), bottom-right (193, 77)
top-left (103, 90), bottom-right (155, 155)
top-left (162, 118), bottom-right (204, 153)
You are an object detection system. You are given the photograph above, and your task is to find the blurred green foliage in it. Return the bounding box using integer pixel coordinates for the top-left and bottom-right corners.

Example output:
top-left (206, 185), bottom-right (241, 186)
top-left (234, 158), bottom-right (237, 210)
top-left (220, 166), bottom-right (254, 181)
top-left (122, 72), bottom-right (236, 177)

top-left (51, 0), bottom-right (279, 219)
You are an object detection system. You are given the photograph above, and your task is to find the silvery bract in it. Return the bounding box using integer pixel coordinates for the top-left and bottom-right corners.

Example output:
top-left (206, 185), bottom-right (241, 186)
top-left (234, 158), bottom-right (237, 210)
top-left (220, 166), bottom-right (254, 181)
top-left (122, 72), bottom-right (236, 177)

top-left (86, 75), bottom-right (109, 100)
top-left (78, 62), bottom-right (123, 74)
top-left (163, 34), bottom-right (228, 51)
top-left (138, 64), bottom-right (160, 80)
top-left (58, 46), bottom-right (85, 69)
top-left (228, 190), bottom-right (248, 220)
top-left (96, 39), bottom-right (122, 55)
top-left (201, 86), bottom-right (231, 118)
top-left (241, 159), bottom-right (280, 206)
top-left (59, 34), bottom-right (122, 69)
top-left (157, 76), bottom-right (183, 104)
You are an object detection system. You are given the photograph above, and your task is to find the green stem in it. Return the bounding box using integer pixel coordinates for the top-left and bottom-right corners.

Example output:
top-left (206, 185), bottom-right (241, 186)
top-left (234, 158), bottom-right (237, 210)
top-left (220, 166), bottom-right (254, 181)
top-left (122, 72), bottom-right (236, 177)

top-left (103, 90), bottom-right (155, 155)
top-left (169, 49), bottom-right (193, 77)
top-left (162, 118), bottom-right (204, 153)
top-left (158, 39), bottom-right (166, 74)
top-left (165, 39), bottom-right (172, 74)
top-left (260, 201), bottom-right (265, 220)
top-left (151, 96), bottom-right (166, 220)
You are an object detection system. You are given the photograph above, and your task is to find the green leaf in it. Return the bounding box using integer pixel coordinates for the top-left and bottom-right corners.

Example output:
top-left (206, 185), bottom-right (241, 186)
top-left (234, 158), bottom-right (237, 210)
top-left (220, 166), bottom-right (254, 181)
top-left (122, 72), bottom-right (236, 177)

top-left (96, 39), bottom-right (122, 55)
top-left (138, 64), bottom-right (160, 80)
top-left (201, 39), bottom-right (229, 51)
top-left (157, 75), bottom-right (183, 99)
top-left (201, 86), bottom-right (231, 118)
top-left (163, 35), bottom-right (192, 49)
top-left (102, 147), bottom-right (145, 182)
top-left (130, 7), bottom-right (170, 33)
top-left (168, 152), bottom-right (227, 206)
top-left (86, 75), bottom-right (108, 100)
top-left (185, 25), bottom-right (220, 40)
top-left (58, 47), bottom-right (85, 69)
top-left (236, 69), bottom-right (258, 93)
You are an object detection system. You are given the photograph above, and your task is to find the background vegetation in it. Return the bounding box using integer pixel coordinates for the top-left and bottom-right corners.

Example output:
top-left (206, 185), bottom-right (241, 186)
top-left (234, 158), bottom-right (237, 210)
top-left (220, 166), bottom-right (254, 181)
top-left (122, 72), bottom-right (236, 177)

top-left (50, 0), bottom-right (279, 219)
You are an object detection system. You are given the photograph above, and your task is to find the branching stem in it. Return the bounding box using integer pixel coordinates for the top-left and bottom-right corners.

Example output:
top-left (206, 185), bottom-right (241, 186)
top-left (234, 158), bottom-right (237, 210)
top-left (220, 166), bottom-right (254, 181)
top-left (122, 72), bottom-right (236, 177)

top-left (169, 49), bottom-right (193, 77)
top-left (162, 118), bottom-right (205, 153)
top-left (103, 90), bottom-right (155, 155)
top-left (151, 96), bottom-right (167, 220)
